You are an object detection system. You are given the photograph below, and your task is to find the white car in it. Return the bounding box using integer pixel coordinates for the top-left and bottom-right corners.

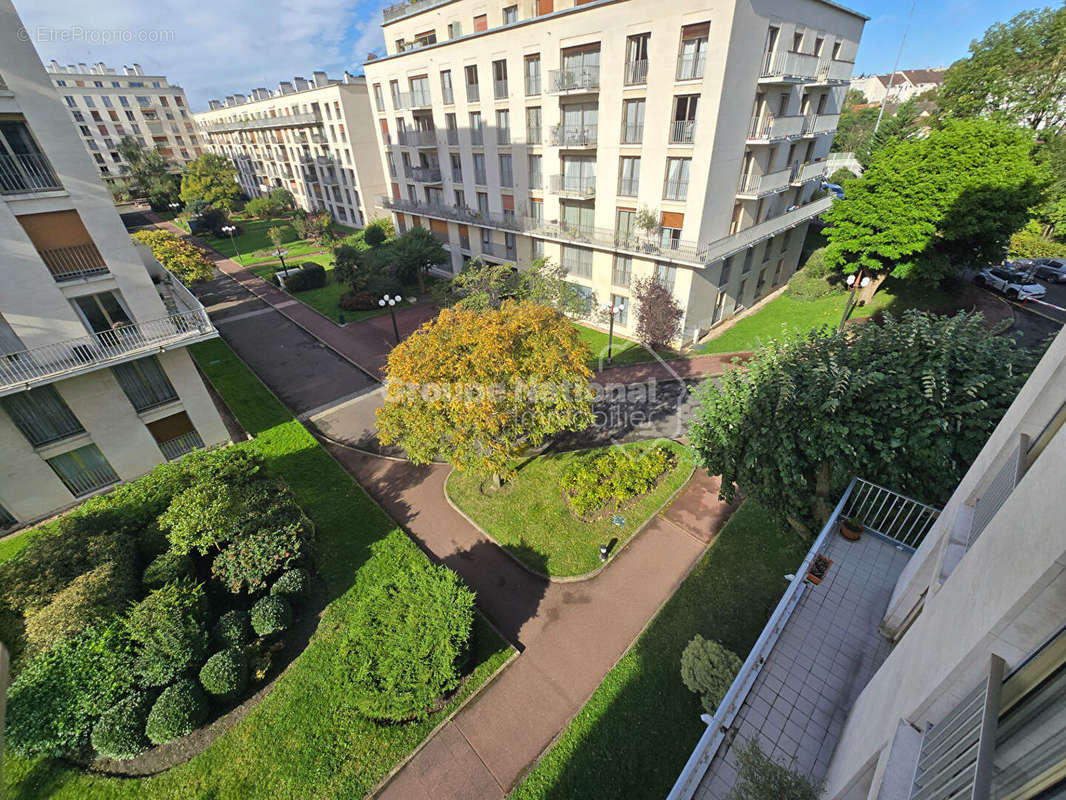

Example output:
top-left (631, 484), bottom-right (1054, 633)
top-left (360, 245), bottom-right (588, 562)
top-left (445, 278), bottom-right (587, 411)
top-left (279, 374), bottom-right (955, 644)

top-left (974, 267), bottom-right (1047, 300)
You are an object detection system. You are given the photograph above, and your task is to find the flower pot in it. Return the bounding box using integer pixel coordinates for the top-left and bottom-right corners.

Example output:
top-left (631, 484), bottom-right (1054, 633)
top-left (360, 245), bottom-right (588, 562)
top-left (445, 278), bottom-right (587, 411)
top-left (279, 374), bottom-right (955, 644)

top-left (806, 554), bottom-right (832, 585)
top-left (840, 518), bottom-right (863, 541)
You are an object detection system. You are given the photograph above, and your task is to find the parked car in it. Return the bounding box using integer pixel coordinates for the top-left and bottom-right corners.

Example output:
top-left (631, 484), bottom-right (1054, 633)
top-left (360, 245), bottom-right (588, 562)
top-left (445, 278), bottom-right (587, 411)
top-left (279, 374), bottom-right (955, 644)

top-left (973, 267), bottom-right (1047, 300)
top-left (1032, 258), bottom-right (1066, 283)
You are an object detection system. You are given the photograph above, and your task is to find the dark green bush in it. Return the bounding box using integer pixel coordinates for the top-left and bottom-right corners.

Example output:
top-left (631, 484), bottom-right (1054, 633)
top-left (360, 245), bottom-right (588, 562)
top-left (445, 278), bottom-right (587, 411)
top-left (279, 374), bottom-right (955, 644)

top-left (125, 579), bottom-right (208, 687)
top-left (340, 289), bottom-right (378, 311)
top-left (5, 622), bottom-right (135, 757)
top-left (560, 446), bottom-right (675, 518)
top-left (803, 247), bottom-right (830, 279)
top-left (250, 595), bottom-right (292, 637)
top-left (285, 263), bottom-right (327, 292)
top-left (213, 609), bottom-right (252, 649)
top-left (270, 568), bottom-right (311, 600)
top-left (727, 739), bottom-right (821, 800)
top-left (179, 446), bottom-right (263, 487)
top-left (199, 647), bottom-right (249, 702)
top-left (828, 167), bottom-right (857, 186)
top-left (145, 678), bottom-right (209, 745)
top-left (344, 532), bottom-right (474, 722)
top-left (213, 521), bottom-right (311, 594)
top-left (91, 692), bottom-right (152, 759)
top-left (142, 548), bottom-right (195, 590)
top-left (680, 634), bottom-right (743, 714)
top-left (158, 480), bottom-right (254, 555)
top-left (786, 269), bottom-right (838, 302)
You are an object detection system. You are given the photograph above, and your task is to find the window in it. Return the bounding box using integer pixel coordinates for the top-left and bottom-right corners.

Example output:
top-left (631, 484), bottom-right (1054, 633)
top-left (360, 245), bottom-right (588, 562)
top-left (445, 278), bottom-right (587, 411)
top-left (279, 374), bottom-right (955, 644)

top-left (2, 385), bottom-right (84, 447)
top-left (671, 95), bottom-right (699, 143)
top-left (814, 36), bottom-right (825, 57)
top-left (373, 83), bottom-right (385, 111)
top-left (531, 198), bottom-right (544, 223)
top-left (559, 45), bottom-right (601, 91)
top-left (528, 154), bottom-right (542, 189)
top-left (409, 75), bottom-right (431, 106)
top-left (113, 356), bottom-right (178, 412)
top-left (525, 54), bottom-right (541, 95)
top-left (616, 208), bottom-right (637, 245)
top-left (448, 21), bottom-right (462, 39)
top-left (72, 291), bottom-right (132, 334)
top-left (562, 201), bottom-right (595, 235)
top-left (505, 232), bottom-right (517, 258)
top-left (84, 96), bottom-right (96, 108)
top-left (622, 99), bottom-right (645, 143)
top-left (476, 191), bottom-right (489, 213)
top-left (664, 158), bottom-right (690, 200)
top-left (568, 282), bottom-right (595, 316)
top-left (496, 110), bottom-right (510, 144)
top-left (612, 256), bottom-right (632, 287)
top-left (625, 34), bottom-right (650, 84)
top-left (742, 248), bottom-right (754, 273)
top-left (64, 96), bottom-right (77, 108)
top-left (473, 152), bottom-right (487, 184)
top-left (469, 111), bottom-right (484, 146)
top-left (832, 41), bottom-right (842, 60)
top-left (498, 154), bottom-right (513, 186)
top-left (720, 255), bottom-right (733, 285)
top-left (561, 245), bottom-right (593, 277)
top-left (455, 188), bottom-right (465, 208)
top-left (465, 65), bottom-right (480, 102)
top-left (611, 293), bottom-right (629, 326)
top-left (450, 152), bottom-right (463, 181)
top-left (387, 152), bottom-right (397, 177)
top-left (655, 264), bottom-right (677, 293)
top-left (47, 443), bottom-right (119, 497)
top-left (101, 96), bottom-right (112, 108)
top-left (678, 23), bottom-right (709, 80)
top-left (79, 125), bottom-right (91, 136)
top-left (493, 60), bottom-right (508, 99)
top-left (481, 227), bottom-right (492, 253)
top-left (473, 13), bottom-right (488, 32)
top-left (618, 157), bottom-right (640, 196)
top-left (503, 5), bottom-right (518, 24)
top-left (119, 95), bottom-right (130, 107)
top-left (526, 107), bottom-right (542, 143)
top-left (558, 102), bottom-right (598, 146)
top-left (440, 70), bottom-right (454, 104)
top-left (561, 156), bottom-right (595, 193)
top-left (72, 111), bottom-right (84, 122)
top-left (793, 29), bottom-right (804, 51)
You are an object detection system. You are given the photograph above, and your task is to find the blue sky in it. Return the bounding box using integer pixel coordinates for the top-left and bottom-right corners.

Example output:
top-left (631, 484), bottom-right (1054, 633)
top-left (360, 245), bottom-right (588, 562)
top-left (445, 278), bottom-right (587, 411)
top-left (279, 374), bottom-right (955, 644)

top-left (13, 0), bottom-right (1048, 110)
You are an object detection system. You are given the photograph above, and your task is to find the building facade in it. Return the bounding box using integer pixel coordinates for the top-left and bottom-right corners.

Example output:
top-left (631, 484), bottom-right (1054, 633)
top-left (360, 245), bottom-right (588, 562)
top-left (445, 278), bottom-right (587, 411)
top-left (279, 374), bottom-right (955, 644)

top-left (849, 67), bottom-right (946, 105)
top-left (364, 0), bottom-right (865, 342)
top-left (193, 73), bottom-right (389, 229)
top-left (44, 61), bottom-right (202, 184)
top-left (0, 0), bottom-right (229, 529)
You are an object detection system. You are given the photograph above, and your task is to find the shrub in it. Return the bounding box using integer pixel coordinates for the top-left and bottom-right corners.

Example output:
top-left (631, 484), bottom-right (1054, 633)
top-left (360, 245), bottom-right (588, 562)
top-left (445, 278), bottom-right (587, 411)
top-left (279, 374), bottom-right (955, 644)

top-left (803, 247), bottom-right (830, 279)
top-left (91, 692), bottom-right (152, 759)
top-left (199, 647), bottom-right (249, 702)
top-left (180, 446), bottom-right (264, 487)
top-left (159, 479), bottom-right (261, 555)
top-left (561, 446), bottom-right (674, 518)
top-left (340, 289), bottom-right (378, 311)
top-left (212, 521), bottom-right (311, 594)
top-left (786, 269), bottom-right (838, 302)
top-left (1009, 219), bottom-right (1066, 259)
top-left (243, 196), bottom-right (275, 219)
top-left (727, 739), bottom-right (821, 800)
top-left (345, 532), bottom-right (474, 722)
top-left (145, 678), bottom-right (209, 745)
top-left (213, 609), bottom-right (252, 648)
top-left (633, 275), bottom-right (684, 347)
top-left (680, 634), bottom-right (743, 714)
top-left (828, 167), bottom-right (857, 186)
top-left (271, 567), bottom-right (311, 600)
top-left (130, 229), bottom-right (214, 284)
top-left (5, 622), bottom-right (135, 757)
top-left (285, 262), bottom-right (327, 292)
top-left (250, 595), bottom-right (292, 637)
top-left (125, 579), bottom-right (208, 687)
top-left (199, 207), bottom-right (236, 237)
top-left (142, 548), bottom-right (195, 590)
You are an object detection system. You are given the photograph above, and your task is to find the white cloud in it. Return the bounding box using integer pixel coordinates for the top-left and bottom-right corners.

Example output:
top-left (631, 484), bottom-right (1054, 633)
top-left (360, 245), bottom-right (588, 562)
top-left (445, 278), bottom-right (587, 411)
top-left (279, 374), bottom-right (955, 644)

top-left (13, 0), bottom-right (389, 109)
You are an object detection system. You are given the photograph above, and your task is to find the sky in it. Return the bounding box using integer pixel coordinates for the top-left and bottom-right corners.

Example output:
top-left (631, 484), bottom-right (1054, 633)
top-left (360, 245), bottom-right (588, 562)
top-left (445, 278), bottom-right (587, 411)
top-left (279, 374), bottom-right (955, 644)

top-left (11, 0), bottom-right (1049, 111)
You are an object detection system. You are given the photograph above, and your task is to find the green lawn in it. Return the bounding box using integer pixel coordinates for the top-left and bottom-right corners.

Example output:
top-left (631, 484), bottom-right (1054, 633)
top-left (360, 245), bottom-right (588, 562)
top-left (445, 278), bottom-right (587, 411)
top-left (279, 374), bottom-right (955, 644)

top-left (698, 278), bottom-right (956, 355)
top-left (2, 338), bottom-right (513, 800)
top-left (247, 256), bottom-right (384, 324)
top-left (511, 501), bottom-right (807, 800)
top-left (573, 324), bottom-right (677, 370)
top-left (447, 441), bottom-right (696, 577)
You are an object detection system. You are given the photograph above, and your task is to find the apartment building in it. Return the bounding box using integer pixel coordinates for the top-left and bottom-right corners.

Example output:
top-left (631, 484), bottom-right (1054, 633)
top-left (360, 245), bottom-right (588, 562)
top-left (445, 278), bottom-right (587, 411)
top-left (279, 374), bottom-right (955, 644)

top-left (670, 325), bottom-right (1066, 800)
top-left (193, 73), bottom-right (388, 228)
top-left (44, 61), bottom-right (201, 183)
top-left (364, 0), bottom-right (864, 342)
top-left (0, 0), bottom-right (229, 529)
top-left (850, 67), bottom-right (946, 105)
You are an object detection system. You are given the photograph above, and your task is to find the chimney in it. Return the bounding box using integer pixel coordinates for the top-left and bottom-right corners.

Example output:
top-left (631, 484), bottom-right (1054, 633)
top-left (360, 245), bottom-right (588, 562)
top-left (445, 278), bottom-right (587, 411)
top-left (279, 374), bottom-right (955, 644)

top-left (77, 62), bottom-right (89, 73)
top-left (132, 63), bottom-right (143, 75)
top-left (233, 94), bottom-right (247, 104)
top-left (313, 71), bottom-right (328, 87)
top-left (278, 82), bottom-right (294, 95)
top-left (293, 77), bottom-right (310, 91)
top-left (209, 100), bottom-right (222, 110)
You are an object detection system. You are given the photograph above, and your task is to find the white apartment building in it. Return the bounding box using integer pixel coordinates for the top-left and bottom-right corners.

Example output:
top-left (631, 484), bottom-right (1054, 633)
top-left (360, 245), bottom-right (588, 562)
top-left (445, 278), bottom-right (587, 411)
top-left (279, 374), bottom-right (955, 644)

top-left (364, 0), bottom-right (864, 342)
top-left (0, 0), bottom-right (229, 529)
top-left (850, 67), bottom-right (946, 106)
top-left (193, 73), bottom-right (389, 229)
top-left (670, 325), bottom-right (1066, 800)
top-left (45, 61), bottom-right (202, 184)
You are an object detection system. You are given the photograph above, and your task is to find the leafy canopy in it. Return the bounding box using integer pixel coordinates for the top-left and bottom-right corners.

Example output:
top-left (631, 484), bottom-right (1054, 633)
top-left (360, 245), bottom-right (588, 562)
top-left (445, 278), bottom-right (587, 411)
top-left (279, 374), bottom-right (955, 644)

top-left (116, 135), bottom-right (179, 212)
top-left (180, 153), bottom-right (240, 210)
top-left (441, 257), bottom-right (587, 315)
top-left (130, 228), bottom-right (214, 284)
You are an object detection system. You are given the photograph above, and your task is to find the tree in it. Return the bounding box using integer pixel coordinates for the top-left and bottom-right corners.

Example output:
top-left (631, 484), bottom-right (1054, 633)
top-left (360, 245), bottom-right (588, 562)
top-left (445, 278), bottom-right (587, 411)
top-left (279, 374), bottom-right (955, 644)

top-left (828, 168), bottom-right (857, 186)
top-left (376, 301), bottom-right (594, 481)
top-left (267, 226), bottom-right (285, 252)
top-left (1010, 220), bottom-right (1066, 259)
top-left (688, 311), bottom-right (1040, 538)
top-left (633, 275), bottom-right (683, 347)
top-left (442, 257), bottom-right (587, 315)
top-left (116, 136), bottom-right (179, 211)
top-left (823, 119), bottom-right (1044, 300)
top-left (179, 153), bottom-right (240, 210)
top-left (855, 97), bottom-right (922, 167)
top-left (939, 6), bottom-right (1066, 133)
top-left (832, 104), bottom-right (879, 154)
top-left (1034, 131), bottom-right (1066, 237)
top-left (680, 635), bottom-right (742, 714)
top-left (727, 740), bottom-right (820, 800)
top-left (130, 229), bottom-right (214, 283)
top-left (391, 226), bottom-right (448, 293)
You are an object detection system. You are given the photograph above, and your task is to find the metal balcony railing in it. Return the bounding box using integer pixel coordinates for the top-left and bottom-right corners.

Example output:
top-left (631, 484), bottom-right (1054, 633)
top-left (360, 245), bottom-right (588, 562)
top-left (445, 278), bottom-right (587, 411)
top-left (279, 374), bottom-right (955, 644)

top-left (471, 128), bottom-right (484, 146)
top-left (676, 52), bottom-right (706, 81)
top-left (442, 88), bottom-right (454, 105)
top-left (664, 179), bottom-right (689, 201)
top-left (494, 80), bottom-right (509, 99)
top-left (550, 174), bottom-right (596, 196)
top-left (700, 196), bottom-right (833, 263)
top-left (200, 112), bottom-right (321, 133)
top-left (618, 177), bottom-right (639, 196)
top-left (737, 168), bottom-right (790, 196)
top-left (621, 124), bottom-right (643, 144)
top-left (497, 128), bottom-right (511, 145)
top-left (379, 195), bottom-right (526, 231)
top-left (817, 58), bottom-right (855, 83)
top-left (790, 160), bottom-right (827, 185)
top-left (398, 90), bottom-right (433, 109)
top-left (160, 430), bottom-right (205, 461)
top-left (526, 127), bottom-right (542, 144)
top-left (400, 129), bottom-right (438, 147)
top-left (624, 59), bottom-right (648, 85)
top-left (760, 50), bottom-right (821, 80)
top-left (525, 75), bottom-right (541, 96)
top-left (61, 462), bottom-right (120, 497)
top-left (547, 66), bottom-right (600, 93)
top-left (446, 129), bottom-right (459, 145)
top-left (466, 84), bottom-right (480, 102)
top-left (0, 152), bottom-right (62, 195)
top-left (39, 243), bottom-right (109, 282)
top-left (528, 219), bottom-right (709, 264)
top-left (411, 166), bottom-right (442, 183)
top-left (550, 125), bottom-right (597, 147)
top-left (748, 112), bottom-right (804, 140)
top-left (841, 478), bottom-right (941, 548)
top-left (669, 120), bottom-right (696, 144)
top-left (382, 0), bottom-right (451, 23)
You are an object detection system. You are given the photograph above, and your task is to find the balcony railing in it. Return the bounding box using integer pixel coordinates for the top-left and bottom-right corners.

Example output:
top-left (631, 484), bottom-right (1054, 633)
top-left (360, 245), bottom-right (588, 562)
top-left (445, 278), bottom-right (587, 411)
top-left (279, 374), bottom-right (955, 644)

top-left (618, 177), bottom-right (639, 196)
top-left (446, 129), bottom-right (459, 146)
top-left (411, 166), bottom-right (442, 183)
top-left (760, 50), bottom-right (821, 81)
top-left (494, 79), bottom-right (509, 99)
top-left (528, 219), bottom-right (710, 264)
top-left (550, 174), bottom-right (596, 197)
top-left (398, 90), bottom-right (432, 109)
top-left (624, 59), bottom-right (648, 85)
top-left (0, 152), bottom-right (62, 195)
top-left (525, 75), bottom-right (541, 96)
top-left (669, 120), bottom-right (696, 144)
top-left (676, 52), bottom-right (706, 81)
top-left (382, 0), bottom-right (450, 23)
top-left (621, 124), bottom-right (643, 144)
top-left (399, 129), bottom-right (438, 147)
top-left (737, 168), bottom-right (791, 197)
top-left (817, 57), bottom-right (855, 83)
top-left (701, 196), bottom-right (833, 263)
top-left (547, 67), bottom-right (600, 93)
top-left (497, 128), bottom-right (511, 145)
top-left (0, 309), bottom-right (214, 394)
top-left (39, 243), bottom-right (109, 282)
top-left (526, 126), bottom-right (542, 144)
top-left (200, 112), bottom-right (321, 134)
top-left (790, 160), bottom-right (827, 185)
top-left (466, 84), bottom-right (480, 102)
top-left (62, 462), bottom-right (120, 497)
top-left (664, 179), bottom-right (689, 201)
top-left (160, 430), bottom-right (205, 461)
top-left (806, 112), bottom-right (840, 135)
top-left (748, 112), bottom-right (804, 141)
top-left (550, 125), bottom-right (598, 147)
top-left (379, 195), bottom-right (526, 231)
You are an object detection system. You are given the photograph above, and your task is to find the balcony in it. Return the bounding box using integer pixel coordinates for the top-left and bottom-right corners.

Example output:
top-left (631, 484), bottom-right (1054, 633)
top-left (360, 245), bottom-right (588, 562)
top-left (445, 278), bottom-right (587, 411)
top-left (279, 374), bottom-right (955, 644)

top-left (160, 430), bottom-right (206, 461)
top-left (790, 160), bottom-right (827, 185)
top-left (669, 120), bottom-right (697, 145)
top-left (382, 0), bottom-right (450, 23)
top-left (747, 112), bottom-right (804, 142)
top-left (399, 129), bottom-right (439, 148)
top-left (527, 219), bottom-right (710, 266)
top-left (668, 478), bottom-right (940, 800)
top-left (494, 80), bottom-right (509, 99)
top-left (398, 90), bottom-right (432, 110)
top-left (547, 67), bottom-right (600, 94)
top-left (550, 124), bottom-right (598, 148)
top-left (200, 112), bottom-right (321, 134)
top-left (411, 166), bottom-right (443, 183)
top-left (550, 174), bottom-right (596, 198)
top-left (624, 59), bottom-right (648, 86)
top-left (802, 112), bottom-right (840, 136)
top-left (759, 50), bottom-right (821, 82)
top-left (39, 243), bottom-right (109, 282)
top-left (701, 196), bottom-right (833, 264)
top-left (0, 152), bottom-right (62, 195)
top-left (816, 58), bottom-right (855, 84)
top-left (737, 168), bottom-right (790, 198)
top-left (379, 195), bottom-right (525, 232)
top-left (676, 53), bottom-right (706, 82)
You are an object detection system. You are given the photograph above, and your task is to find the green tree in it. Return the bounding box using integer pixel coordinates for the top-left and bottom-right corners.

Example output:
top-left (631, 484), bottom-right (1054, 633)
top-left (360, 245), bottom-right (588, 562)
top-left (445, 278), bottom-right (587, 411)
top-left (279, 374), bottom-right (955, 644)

top-left (1010, 220), bottom-right (1066, 259)
top-left (688, 311), bottom-right (1040, 538)
top-left (727, 740), bottom-right (820, 800)
top-left (823, 119), bottom-right (1044, 299)
top-left (442, 257), bottom-right (586, 315)
top-left (855, 97), bottom-right (923, 166)
top-left (179, 153), bottom-right (240, 210)
top-left (832, 90), bottom-right (879, 154)
top-left (391, 226), bottom-right (448, 293)
top-left (939, 6), bottom-right (1066, 132)
top-left (117, 135), bottom-right (179, 211)
top-left (1034, 131), bottom-right (1066, 237)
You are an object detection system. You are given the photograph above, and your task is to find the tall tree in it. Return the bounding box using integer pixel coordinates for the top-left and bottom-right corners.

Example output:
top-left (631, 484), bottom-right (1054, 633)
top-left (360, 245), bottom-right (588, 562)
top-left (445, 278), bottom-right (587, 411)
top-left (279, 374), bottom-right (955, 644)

top-left (939, 5), bottom-right (1066, 132)
top-left (390, 226), bottom-right (448, 293)
top-left (442, 257), bottom-right (586, 315)
top-left (688, 311), bottom-right (1040, 538)
top-left (855, 97), bottom-right (922, 166)
top-left (376, 301), bottom-right (594, 482)
top-left (179, 153), bottom-right (240, 210)
top-left (823, 119), bottom-right (1044, 299)
top-left (116, 136), bottom-right (179, 211)
top-left (633, 276), bottom-right (683, 347)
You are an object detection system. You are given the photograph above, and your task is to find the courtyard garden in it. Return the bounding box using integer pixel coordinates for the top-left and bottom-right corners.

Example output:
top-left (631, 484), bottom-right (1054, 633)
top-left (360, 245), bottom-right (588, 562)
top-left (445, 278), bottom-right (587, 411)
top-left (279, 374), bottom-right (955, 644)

top-left (572, 324), bottom-right (679, 370)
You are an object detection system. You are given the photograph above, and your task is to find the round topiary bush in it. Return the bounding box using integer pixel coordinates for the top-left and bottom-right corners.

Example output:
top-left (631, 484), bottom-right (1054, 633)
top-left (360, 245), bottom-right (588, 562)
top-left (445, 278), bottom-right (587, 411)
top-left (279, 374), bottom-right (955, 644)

top-left (91, 692), bottom-right (152, 759)
top-left (680, 634), bottom-right (743, 714)
top-left (270, 568), bottom-right (310, 600)
top-left (213, 609), bottom-right (252, 649)
top-left (199, 648), bottom-right (249, 703)
top-left (142, 549), bottom-right (195, 590)
top-left (145, 678), bottom-right (209, 745)
top-left (250, 595), bottom-right (292, 637)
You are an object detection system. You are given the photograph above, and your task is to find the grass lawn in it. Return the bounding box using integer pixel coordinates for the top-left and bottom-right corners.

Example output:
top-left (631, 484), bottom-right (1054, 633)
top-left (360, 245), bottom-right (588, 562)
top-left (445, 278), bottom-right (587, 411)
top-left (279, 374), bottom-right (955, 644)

top-left (447, 440), bottom-right (696, 577)
top-left (247, 255), bottom-right (384, 325)
top-left (572, 324), bottom-right (677, 370)
top-left (698, 278), bottom-right (957, 355)
top-left (511, 501), bottom-right (807, 800)
top-left (2, 338), bottom-right (513, 800)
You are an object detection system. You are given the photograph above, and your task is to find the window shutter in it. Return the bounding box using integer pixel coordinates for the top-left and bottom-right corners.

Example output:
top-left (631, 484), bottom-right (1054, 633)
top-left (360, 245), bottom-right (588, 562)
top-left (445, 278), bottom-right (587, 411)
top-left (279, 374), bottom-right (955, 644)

top-left (661, 211), bottom-right (684, 229)
top-left (474, 14), bottom-right (487, 32)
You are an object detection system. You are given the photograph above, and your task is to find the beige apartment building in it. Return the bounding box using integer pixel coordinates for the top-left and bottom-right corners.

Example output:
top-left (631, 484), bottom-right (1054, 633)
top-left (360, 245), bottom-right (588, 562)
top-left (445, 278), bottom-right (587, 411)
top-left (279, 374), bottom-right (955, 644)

top-left (364, 0), bottom-right (864, 342)
top-left (669, 325), bottom-right (1066, 799)
top-left (0, 0), bottom-right (229, 530)
top-left (44, 61), bottom-right (201, 184)
top-left (193, 74), bottom-right (388, 229)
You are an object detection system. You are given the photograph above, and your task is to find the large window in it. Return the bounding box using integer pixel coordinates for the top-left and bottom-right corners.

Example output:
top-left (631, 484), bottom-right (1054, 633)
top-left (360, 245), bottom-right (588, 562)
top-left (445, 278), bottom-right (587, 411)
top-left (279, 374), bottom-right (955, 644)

top-left (561, 156), bottom-right (595, 194)
top-left (618, 157), bottom-right (640, 196)
top-left (47, 443), bottom-right (119, 497)
top-left (528, 154), bottom-right (542, 189)
top-left (498, 154), bottom-right (513, 187)
top-left (0, 120), bottom-right (61, 194)
top-left (622, 99), bottom-right (645, 144)
top-left (677, 23), bottom-right (709, 80)
top-left (655, 264), bottom-right (677, 293)
top-left (493, 60), bottom-right (509, 99)
top-left (612, 255), bottom-right (632, 287)
top-left (469, 111), bottom-right (483, 145)
top-left (473, 152), bottom-right (487, 185)
top-left (440, 70), bottom-right (454, 104)
top-left (625, 33), bottom-right (650, 85)
top-left (664, 158), bottom-right (691, 201)
top-left (113, 355), bottom-right (178, 412)
top-left (496, 110), bottom-right (511, 145)
top-left (526, 107), bottom-right (542, 143)
top-left (561, 202), bottom-right (595, 236)
top-left (561, 244), bottom-right (593, 277)
top-left (465, 65), bottom-right (479, 102)
top-left (525, 54), bottom-right (541, 96)
top-left (2, 385), bottom-right (84, 447)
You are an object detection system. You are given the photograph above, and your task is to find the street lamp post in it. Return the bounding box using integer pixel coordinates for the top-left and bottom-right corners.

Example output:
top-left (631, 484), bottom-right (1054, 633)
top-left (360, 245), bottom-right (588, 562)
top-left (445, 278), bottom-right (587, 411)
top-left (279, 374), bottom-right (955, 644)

top-left (379, 294), bottom-right (417, 345)
top-left (602, 300), bottom-right (625, 365)
top-left (839, 272), bottom-right (871, 331)
top-left (167, 202), bottom-right (180, 216)
top-left (220, 225), bottom-right (241, 265)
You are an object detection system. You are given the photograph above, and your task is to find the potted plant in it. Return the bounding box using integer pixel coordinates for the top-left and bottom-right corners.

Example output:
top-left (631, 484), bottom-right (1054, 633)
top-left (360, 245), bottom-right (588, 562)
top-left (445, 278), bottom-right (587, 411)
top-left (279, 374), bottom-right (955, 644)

top-left (840, 517), bottom-right (863, 541)
top-left (806, 554), bottom-right (832, 585)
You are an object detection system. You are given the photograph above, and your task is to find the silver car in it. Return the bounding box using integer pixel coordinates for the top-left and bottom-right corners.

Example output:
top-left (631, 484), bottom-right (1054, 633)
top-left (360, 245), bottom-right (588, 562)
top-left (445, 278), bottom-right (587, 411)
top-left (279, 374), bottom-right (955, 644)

top-left (974, 267), bottom-right (1047, 300)
top-left (1033, 258), bottom-right (1066, 283)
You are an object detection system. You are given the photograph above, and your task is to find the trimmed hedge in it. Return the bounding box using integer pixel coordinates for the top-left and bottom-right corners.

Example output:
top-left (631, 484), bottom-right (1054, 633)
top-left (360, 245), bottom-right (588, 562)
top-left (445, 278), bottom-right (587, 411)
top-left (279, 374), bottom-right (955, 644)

top-left (250, 595), bottom-right (292, 637)
top-left (212, 520), bottom-right (311, 594)
top-left (284, 263), bottom-right (327, 292)
top-left (340, 290), bottom-right (378, 311)
top-left (145, 678), bottom-right (209, 745)
top-left (213, 609), bottom-right (252, 649)
top-left (91, 692), bottom-right (152, 759)
top-left (142, 549), bottom-right (195, 590)
top-left (270, 568), bottom-right (311, 600)
top-left (680, 634), bottom-right (743, 714)
top-left (126, 580), bottom-right (208, 687)
top-left (561, 446), bottom-right (674, 518)
top-left (199, 648), bottom-right (249, 702)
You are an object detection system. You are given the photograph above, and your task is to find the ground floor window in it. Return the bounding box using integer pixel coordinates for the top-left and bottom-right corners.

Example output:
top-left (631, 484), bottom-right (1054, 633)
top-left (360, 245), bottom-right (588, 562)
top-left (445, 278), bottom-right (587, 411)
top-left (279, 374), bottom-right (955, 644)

top-left (46, 443), bottom-right (118, 497)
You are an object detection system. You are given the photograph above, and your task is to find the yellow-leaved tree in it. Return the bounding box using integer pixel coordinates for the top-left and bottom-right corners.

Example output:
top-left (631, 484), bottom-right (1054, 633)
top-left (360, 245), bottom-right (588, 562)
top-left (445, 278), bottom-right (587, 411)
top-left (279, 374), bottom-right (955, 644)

top-left (376, 301), bottom-right (594, 482)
